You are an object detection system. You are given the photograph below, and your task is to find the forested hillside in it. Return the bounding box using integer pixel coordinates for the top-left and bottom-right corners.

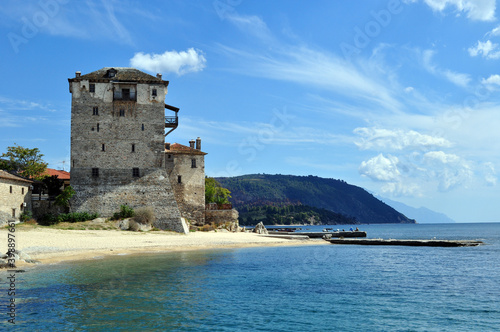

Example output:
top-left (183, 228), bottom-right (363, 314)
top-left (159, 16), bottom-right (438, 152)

top-left (216, 174), bottom-right (415, 225)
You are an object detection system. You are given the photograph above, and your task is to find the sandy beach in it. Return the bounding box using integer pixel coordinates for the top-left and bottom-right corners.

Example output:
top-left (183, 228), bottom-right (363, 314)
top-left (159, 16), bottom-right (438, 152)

top-left (0, 228), bottom-right (327, 266)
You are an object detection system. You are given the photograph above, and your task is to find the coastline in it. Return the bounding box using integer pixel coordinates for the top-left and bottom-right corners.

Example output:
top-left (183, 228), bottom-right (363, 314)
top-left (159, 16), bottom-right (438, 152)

top-left (0, 228), bottom-right (327, 267)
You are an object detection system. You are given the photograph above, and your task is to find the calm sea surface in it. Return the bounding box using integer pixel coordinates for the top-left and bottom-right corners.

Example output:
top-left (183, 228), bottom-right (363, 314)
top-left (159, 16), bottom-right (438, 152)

top-left (1, 223), bottom-right (500, 331)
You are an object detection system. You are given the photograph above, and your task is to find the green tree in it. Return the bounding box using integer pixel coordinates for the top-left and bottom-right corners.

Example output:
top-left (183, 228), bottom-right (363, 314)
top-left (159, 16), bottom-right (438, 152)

top-left (205, 177), bottom-right (232, 205)
top-left (54, 186), bottom-right (76, 212)
top-left (0, 144), bottom-right (48, 180)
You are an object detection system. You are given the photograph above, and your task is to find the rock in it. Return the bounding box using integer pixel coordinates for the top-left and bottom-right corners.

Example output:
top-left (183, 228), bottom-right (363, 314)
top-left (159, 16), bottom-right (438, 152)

top-left (253, 222), bottom-right (268, 234)
top-left (92, 217), bottom-right (107, 223)
top-left (136, 223), bottom-right (152, 232)
top-left (117, 219), bottom-right (130, 230)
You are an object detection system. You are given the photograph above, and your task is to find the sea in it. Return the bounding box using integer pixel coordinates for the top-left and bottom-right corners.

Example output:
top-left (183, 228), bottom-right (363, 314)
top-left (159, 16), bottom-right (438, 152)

top-left (1, 223), bottom-right (500, 331)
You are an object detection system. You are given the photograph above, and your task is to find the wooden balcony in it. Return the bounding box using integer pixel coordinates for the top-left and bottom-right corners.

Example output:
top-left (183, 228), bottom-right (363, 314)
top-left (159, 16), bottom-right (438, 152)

top-left (165, 103), bottom-right (180, 137)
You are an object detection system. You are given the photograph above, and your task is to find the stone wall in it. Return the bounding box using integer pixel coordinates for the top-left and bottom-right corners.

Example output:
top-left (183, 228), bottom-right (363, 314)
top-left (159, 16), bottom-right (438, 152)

top-left (70, 73), bottom-right (185, 233)
top-left (205, 209), bottom-right (239, 225)
top-left (0, 178), bottom-right (32, 222)
top-left (168, 153), bottom-right (205, 225)
top-left (72, 168), bottom-right (184, 232)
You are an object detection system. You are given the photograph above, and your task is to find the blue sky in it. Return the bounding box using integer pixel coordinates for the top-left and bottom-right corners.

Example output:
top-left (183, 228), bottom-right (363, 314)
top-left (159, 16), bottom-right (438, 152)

top-left (1, 0), bottom-right (499, 222)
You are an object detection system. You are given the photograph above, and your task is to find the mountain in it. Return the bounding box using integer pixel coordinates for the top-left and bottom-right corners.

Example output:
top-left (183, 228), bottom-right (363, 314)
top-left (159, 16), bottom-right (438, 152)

top-left (216, 174), bottom-right (415, 225)
top-left (379, 197), bottom-right (456, 223)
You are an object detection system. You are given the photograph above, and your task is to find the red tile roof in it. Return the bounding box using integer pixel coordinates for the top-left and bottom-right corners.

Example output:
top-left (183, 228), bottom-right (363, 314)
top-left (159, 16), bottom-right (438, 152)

top-left (42, 168), bottom-right (70, 180)
top-left (165, 143), bottom-right (207, 155)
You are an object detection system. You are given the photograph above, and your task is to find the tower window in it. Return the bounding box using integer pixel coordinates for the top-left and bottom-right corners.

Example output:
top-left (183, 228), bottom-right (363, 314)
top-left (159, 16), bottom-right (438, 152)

top-left (131, 144), bottom-right (135, 152)
top-left (97, 123), bottom-right (100, 132)
top-left (10, 186), bottom-right (13, 194)
top-left (119, 109), bottom-right (125, 117)
top-left (101, 143), bottom-right (105, 151)
top-left (90, 84), bottom-right (95, 93)
top-left (152, 88), bottom-right (157, 96)
top-left (92, 168), bottom-right (99, 177)
top-left (93, 107), bottom-right (98, 115)
top-left (132, 168), bottom-right (140, 177)
top-left (191, 159), bottom-right (197, 168)
top-left (22, 188), bottom-right (24, 195)
top-left (141, 124), bottom-right (144, 131)
top-left (178, 175), bottom-right (182, 184)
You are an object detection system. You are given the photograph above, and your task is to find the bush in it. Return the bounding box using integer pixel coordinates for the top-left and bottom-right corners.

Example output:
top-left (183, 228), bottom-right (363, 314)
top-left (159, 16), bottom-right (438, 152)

top-left (20, 210), bottom-right (32, 222)
top-left (133, 207), bottom-right (154, 225)
top-left (112, 205), bottom-right (135, 220)
top-left (38, 213), bottom-right (60, 226)
top-left (59, 212), bottom-right (99, 223)
top-left (37, 212), bottom-right (98, 225)
top-left (128, 220), bottom-right (140, 231)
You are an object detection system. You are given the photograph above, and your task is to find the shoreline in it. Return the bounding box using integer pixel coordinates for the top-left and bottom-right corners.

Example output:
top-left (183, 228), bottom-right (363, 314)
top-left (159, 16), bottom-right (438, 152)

top-left (0, 228), bottom-right (328, 267)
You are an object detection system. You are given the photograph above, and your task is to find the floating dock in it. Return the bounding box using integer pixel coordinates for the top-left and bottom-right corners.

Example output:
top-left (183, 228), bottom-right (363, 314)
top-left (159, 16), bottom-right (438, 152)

top-left (268, 231), bottom-right (367, 239)
top-left (326, 238), bottom-right (483, 247)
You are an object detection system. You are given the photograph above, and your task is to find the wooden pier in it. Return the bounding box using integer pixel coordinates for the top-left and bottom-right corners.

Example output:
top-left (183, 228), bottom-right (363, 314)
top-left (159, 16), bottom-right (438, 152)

top-left (326, 238), bottom-right (483, 247)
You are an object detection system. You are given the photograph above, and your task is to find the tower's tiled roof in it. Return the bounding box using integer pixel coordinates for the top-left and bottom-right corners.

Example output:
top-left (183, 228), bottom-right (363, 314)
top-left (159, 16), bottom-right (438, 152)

top-left (165, 143), bottom-right (207, 155)
top-left (68, 67), bottom-right (168, 84)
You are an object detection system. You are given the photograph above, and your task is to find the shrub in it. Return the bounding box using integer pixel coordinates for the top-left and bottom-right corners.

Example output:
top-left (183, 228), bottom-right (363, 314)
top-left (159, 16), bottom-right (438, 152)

top-left (37, 212), bottom-right (98, 225)
top-left (128, 220), bottom-right (140, 232)
top-left (112, 205), bottom-right (135, 220)
top-left (20, 210), bottom-right (32, 222)
top-left (133, 207), bottom-right (154, 225)
top-left (38, 213), bottom-right (60, 226)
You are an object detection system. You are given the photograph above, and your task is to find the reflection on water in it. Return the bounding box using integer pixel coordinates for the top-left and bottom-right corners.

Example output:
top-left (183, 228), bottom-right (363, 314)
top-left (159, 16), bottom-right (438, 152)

top-left (1, 223), bottom-right (499, 331)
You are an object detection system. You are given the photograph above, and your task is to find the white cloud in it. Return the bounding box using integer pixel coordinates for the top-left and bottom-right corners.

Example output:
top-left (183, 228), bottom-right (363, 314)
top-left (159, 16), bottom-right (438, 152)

top-left (422, 49), bottom-right (471, 86)
top-left (423, 150), bottom-right (461, 164)
top-left (359, 154), bottom-right (401, 182)
top-left (130, 48), bottom-right (207, 76)
top-left (354, 127), bottom-right (452, 151)
top-left (0, 0), bottom-right (141, 45)
top-left (482, 162), bottom-right (497, 185)
top-left (481, 74), bottom-right (500, 85)
top-left (226, 14), bottom-right (272, 41)
top-left (423, 151), bottom-right (473, 191)
top-left (468, 40), bottom-right (500, 59)
top-left (486, 25), bottom-right (500, 37)
top-left (380, 182), bottom-right (421, 196)
top-left (419, 0), bottom-right (496, 21)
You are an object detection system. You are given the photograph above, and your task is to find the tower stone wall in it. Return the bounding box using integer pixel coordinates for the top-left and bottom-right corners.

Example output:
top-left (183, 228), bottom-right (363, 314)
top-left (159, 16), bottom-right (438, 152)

top-left (165, 142), bottom-right (206, 225)
top-left (69, 67), bottom-right (185, 232)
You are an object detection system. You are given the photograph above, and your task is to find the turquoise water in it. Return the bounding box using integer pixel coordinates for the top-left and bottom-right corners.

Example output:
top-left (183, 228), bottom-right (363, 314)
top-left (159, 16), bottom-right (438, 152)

top-left (1, 223), bottom-right (500, 331)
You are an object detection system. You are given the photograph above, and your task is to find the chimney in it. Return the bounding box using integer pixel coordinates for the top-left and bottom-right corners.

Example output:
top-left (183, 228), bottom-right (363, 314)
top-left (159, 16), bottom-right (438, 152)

top-left (189, 140), bottom-right (195, 149)
top-left (196, 137), bottom-right (201, 150)
top-left (75, 71), bottom-right (81, 78)
top-left (156, 73), bottom-right (162, 79)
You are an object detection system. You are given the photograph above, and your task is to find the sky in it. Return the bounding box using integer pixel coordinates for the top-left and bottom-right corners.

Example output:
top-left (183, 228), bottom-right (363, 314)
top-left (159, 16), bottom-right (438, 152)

top-left (1, 0), bottom-right (499, 222)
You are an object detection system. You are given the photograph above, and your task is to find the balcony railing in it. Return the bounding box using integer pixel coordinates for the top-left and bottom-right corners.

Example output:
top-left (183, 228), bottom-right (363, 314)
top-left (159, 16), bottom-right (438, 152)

top-left (165, 116), bottom-right (178, 127)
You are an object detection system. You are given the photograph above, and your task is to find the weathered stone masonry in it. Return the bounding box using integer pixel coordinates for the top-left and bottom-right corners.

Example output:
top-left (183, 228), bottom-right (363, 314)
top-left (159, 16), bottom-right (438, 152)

top-left (0, 170), bottom-right (32, 222)
top-left (165, 140), bottom-right (207, 225)
top-left (69, 67), bottom-right (185, 232)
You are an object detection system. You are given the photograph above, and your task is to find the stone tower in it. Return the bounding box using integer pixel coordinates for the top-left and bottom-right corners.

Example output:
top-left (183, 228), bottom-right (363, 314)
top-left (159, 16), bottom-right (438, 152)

top-left (165, 139), bottom-right (207, 226)
top-left (68, 67), bottom-right (186, 232)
